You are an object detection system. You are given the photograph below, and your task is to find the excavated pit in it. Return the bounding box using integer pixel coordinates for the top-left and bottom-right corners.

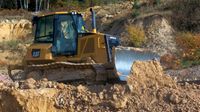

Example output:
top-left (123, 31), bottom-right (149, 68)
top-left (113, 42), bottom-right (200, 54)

top-left (0, 61), bottom-right (199, 112)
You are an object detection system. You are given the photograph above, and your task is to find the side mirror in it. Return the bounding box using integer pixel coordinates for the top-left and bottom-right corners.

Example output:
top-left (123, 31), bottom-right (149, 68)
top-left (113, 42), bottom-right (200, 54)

top-left (32, 16), bottom-right (38, 26)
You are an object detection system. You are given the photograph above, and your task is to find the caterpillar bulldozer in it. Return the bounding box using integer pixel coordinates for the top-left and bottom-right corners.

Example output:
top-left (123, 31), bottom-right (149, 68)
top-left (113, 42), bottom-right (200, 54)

top-left (8, 9), bottom-right (158, 83)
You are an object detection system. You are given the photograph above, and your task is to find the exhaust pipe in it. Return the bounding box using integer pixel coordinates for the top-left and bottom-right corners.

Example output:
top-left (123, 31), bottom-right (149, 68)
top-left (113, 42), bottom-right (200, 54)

top-left (90, 8), bottom-right (97, 33)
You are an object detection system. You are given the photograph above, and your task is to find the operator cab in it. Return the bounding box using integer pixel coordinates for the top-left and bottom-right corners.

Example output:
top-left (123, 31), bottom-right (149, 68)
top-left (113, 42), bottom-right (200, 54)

top-left (32, 12), bottom-right (86, 56)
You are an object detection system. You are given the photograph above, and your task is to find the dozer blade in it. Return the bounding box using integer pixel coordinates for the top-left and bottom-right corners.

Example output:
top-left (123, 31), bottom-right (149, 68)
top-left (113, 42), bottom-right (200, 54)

top-left (114, 47), bottom-right (159, 81)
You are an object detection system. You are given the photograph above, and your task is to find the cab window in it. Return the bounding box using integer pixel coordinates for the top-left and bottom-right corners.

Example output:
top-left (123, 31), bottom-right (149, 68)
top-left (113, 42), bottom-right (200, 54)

top-left (35, 15), bottom-right (54, 42)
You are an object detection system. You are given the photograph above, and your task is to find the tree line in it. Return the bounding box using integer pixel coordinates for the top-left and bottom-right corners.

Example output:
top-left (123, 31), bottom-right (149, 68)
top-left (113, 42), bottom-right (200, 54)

top-left (0, 0), bottom-right (50, 11)
top-left (0, 0), bottom-right (126, 11)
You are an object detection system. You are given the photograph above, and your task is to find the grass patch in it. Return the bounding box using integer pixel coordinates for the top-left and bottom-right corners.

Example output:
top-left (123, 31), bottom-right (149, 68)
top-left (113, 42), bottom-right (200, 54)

top-left (176, 32), bottom-right (200, 68)
top-left (181, 60), bottom-right (200, 68)
top-left (0, 40), bottom-right (22, 50)
top-left (126, 25), bottom-right (145, 47)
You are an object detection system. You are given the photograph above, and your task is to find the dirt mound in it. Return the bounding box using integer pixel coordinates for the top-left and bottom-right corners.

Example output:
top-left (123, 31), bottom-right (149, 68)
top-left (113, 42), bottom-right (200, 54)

top-left (0, 72), bottom-right (12, 83)
top-left (0, 19), bottom-right (32, 41)
top-left (0, 81), bottom-right (129, 112)
top-left (92, 5), bottom-right (177, 56)
top-left (0, 61), bottom-right (199, 112)
top-left (130, 15), bottom-right (177, 56)
top-left (126, 61), bottom-right (200, 111)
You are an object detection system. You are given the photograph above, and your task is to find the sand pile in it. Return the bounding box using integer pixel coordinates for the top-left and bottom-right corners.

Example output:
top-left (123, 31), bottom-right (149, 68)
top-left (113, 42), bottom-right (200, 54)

top-left (0, 61), bottom-right (199, 112)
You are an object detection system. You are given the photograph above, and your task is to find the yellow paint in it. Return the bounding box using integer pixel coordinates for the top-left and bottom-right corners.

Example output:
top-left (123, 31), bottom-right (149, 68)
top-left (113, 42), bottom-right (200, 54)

top-left (92, 29), bottom-right (97, 33)
top-left (25, 11), bottom-right (109, 65)
top-left (25, 33), bottom-right (108, 65)
top-left (37, 11), bottom-right (83, 17)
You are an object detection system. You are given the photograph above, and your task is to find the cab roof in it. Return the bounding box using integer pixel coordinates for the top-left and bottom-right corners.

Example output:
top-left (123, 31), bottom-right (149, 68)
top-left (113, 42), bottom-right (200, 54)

top-left (36, 11), bottom-right (83, 17)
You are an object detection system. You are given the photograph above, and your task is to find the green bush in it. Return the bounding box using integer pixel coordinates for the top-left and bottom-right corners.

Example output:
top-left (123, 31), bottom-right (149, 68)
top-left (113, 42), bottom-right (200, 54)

top-left (181, 59), bottom-right (200, 68)
top-left (127, 25), bottom-right (145, 47)
top-left (132, 0), bottom-right (140, 17)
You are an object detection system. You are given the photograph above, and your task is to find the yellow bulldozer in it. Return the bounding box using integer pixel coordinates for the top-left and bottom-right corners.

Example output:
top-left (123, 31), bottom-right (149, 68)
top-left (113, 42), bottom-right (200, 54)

top-left (8, 9), bottom-right (158, 83)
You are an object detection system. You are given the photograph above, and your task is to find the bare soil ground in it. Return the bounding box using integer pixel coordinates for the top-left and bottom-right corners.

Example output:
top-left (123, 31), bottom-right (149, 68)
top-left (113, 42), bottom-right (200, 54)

top-left (0, 9), bottom-right (31, 20)
top-left (0, 61), bottom-right (199, 112)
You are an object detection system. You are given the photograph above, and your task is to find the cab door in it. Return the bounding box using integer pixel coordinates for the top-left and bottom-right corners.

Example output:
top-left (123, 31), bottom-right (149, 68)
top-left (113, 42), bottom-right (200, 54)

top-left (53, 14), bottom-right (78, 56)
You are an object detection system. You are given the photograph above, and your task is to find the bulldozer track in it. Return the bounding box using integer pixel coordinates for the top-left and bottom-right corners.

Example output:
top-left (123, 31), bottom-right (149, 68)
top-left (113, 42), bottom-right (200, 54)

top-left (26, 62), bottom-right (103, 70)
top-left (9, 62), bottom-right (200, 85)
top-left (8, 61), bottom-right (116, 84)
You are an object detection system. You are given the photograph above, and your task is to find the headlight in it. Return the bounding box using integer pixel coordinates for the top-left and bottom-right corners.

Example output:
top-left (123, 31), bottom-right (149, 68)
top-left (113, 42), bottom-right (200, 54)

top-left (108, 36), bottom-right (120, 47)
top-left (32, 49), bottom-right (40, 58)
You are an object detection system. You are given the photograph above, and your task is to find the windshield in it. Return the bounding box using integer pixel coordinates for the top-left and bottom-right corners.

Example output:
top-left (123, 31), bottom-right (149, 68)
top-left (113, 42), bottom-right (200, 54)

top-left (72, 14), bottom-right (85, 33)
top-left (35, 15), bottom-right (54, 42)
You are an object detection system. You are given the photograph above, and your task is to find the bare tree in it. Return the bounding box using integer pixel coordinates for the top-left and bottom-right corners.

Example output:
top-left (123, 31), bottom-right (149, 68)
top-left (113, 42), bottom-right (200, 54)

top-left (47, 0), bottom-right (49, 10)
top-left (15, 0), bottom-right (18, 9)
top-left (36, 0), bottom-right (38, 12)
top-left (20, 0), bottom-right (23, 8)
top-left (24, 0), bottom-right (29, 9)
top-left (0, 0), bottom-right (3, 8)
top-left (27, 0), bottom-right (28, 9)
top-left (23, 0), bottom-right (26, 9)
top-left (43, 0), bottom-right (46, 10)
top-left (39, 0), bottom-right (43, 11)
top-left (0, 0), bottom-right (49, 11)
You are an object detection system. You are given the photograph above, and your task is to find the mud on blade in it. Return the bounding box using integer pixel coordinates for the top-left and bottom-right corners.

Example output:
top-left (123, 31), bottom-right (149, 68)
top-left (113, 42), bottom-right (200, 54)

top-left (114, 47), bottom-right (159, 81)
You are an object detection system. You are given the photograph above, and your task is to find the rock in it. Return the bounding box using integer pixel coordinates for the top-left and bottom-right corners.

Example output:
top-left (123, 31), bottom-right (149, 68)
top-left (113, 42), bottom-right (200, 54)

top-left (169, 93), bottom-right (180, 104)
top-left (113, 94), bottom-right (118, 100)
top-left (96, 9), bottom-right (111, 18)
top-left (57, 83), bottom-right (65, 89)
top-left (41, 78), bottom-right (48, 82)
top-left (47, 81), bottom-right (53, 88)
top-left (20, 78), bottom-right (36, 89)
top-left (105, 14), bottom-right (114, 18)
top-left (0, 73), bottom-right (13, 84)
top-left (181, 99), bottom-right (187, 104)
top-left (197, 85), bottom-right (200, 89)
top-left (13, 82), bottom-right (19, 88)
top-left (183, 82), bottom-right (189, 86)
top-left (99, 92), bottom-right (104, 100)
top-left (77, 85), bottom-right (86, 93)
top-left (0, 82), bottom-right (4, 87)
top-left (192, 85), bottom-right (197, 89)
top-left (0, 61), bottom-right (199, 112)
